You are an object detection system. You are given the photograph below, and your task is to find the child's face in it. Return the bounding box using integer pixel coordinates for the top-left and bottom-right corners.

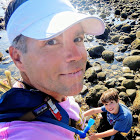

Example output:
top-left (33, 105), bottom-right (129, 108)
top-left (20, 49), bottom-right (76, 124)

top-left (104, 100), bottom-right (119, 114)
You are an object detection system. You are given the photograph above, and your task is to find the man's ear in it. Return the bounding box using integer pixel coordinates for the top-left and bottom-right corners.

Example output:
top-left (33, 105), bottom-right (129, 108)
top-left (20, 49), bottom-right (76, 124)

top-left (9, 46), bottom-right (25, 71)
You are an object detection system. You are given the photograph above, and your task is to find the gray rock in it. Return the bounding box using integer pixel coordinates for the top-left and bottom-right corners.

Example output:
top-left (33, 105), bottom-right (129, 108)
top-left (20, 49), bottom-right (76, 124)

top-left (105, 78), bottom-right (116, 88)
top-left (88, 45), bottom-right (105, 58)
top-left (122, 67), bottom-right (131, 73)
top-left (119, 35), bottom-right (132, 44)
top-left (110, 35), bottom-right (120, 43)
top-left (102, 50), bottom-right (114, 62)
top-left (123, 56), bottom-right (140, 70)
top-left (126, 89), bottom-right (136, 101)
top-left (118, 45), bottom-right (128, 52)
top-left (85, 67), bottom-right (97, 82)
top-left (97, 72), bottom-right (106, 81)
top-left (121, 24), bottom-right (131, 33)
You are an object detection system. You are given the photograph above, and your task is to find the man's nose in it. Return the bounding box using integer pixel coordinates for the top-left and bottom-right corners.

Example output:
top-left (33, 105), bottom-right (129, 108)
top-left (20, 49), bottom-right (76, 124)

top-left (65, 42), bottom-right (82, 63)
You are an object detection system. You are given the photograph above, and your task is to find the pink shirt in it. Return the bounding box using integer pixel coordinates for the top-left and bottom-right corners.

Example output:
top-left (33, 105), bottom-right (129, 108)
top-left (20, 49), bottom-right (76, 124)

top-left (0, 97), bottom-right (85, 140)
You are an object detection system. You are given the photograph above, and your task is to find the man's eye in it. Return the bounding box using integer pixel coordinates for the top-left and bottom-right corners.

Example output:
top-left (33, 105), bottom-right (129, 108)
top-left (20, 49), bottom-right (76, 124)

top-left (74, 37), bottom-right (83, 43)
top-left (46, 39), bottom-right (57, 45)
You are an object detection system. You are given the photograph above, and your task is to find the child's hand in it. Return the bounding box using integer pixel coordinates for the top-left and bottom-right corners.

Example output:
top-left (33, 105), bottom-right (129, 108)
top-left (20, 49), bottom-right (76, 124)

top-left (88, 133), bottom-right (98, 140)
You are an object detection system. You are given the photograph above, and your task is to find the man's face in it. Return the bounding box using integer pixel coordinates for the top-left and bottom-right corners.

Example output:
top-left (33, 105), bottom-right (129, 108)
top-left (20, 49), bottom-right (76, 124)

top-left (21, 23), bottom-right (87, 100)
top-left (104, 100), bottom-right (119, 114)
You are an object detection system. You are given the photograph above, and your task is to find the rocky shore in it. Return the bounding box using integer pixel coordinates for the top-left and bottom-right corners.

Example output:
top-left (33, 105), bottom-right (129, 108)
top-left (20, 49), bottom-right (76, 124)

top-left (70, 0), bottom-right (140, 139)
top-left (0, 0), bottom-right (140, 139)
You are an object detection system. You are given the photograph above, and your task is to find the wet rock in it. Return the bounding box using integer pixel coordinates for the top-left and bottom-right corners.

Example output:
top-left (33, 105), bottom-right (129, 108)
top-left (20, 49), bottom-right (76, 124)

top-left (92, 62), bottom-right (102, 73)
top-left (110, 35), bottom-right (120, 43)
top-left (121, 79), bottom-right (136, 89)
top-left (116, 86), bottom-right (126, 92)
top-left (88, 45), bottom-right (105, 58)
top-left (123, 73), bottom-right (135, 79)
top-left (0, 52), bottom-right (3, 61)
top-left (97, 72), bottom-right (106, 81)
top-left (130, 50), bottom-right (140, 55)
top-left (115, 56), bottom-right (125, 62)
top-left (120, 24), bottom-right (131, 33)
top-left (119, 35), bottom-right (132, 44)
top-left (85, 67), bottom-right (97, 82)
top-left (131, 38), bottom-right (140, 50)
top-left (95, 26), bottom-right (110, 40)
top-left (123, 56), bottom-right (140, 70)
top-left (115, 9), bottom-right (121, 15)
top-left (102, 50), bottom-right (114, 62)
top-left (132, 90), bottom-right (140, 114)
top-left (126, 89), bottom-right (136, 102)
top-left (115, 24), bottom-right (124, 30)
top-left (121, 12), bottom-right (128, 19)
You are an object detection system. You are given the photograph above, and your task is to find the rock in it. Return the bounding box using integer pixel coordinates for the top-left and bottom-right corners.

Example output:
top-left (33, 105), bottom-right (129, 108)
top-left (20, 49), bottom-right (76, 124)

top-left (110, 35), bottom-right (120, 43)
top-left (135, 79), bottom-right (140, 85)
top-left (85, 67), bottom-right (97, 82)
top-left (74, 95), bottom-right (83, 104)
top-left (119, 35), bottom-right (132, 44)
top-left (123, 73), bottom-right (135, 79)
top-left (121, 12), bottom-right (128, 19)
top-left (118, 45), bottom-right (128, 52)
top-left (88, 45), bottom-right (105, 58)
top-left (115, 56), bottom-right (124, 62)
top-left (131, 38), bottom-right (140, 50)
top-left (122, 67), bottom-right (131, 73)
top-left (97, 72), bottom-right (106, 81)
top-left (130, 50), bottom-right (140, 55)
top-left (132, 90), bottom-right (140, 114)
top-left (121, 24), bottom-right (131, 33)
top-left (121, 79), bottom-right (135, 89)
top-left (131, 13), bottom-right (140, 18)
top-left (86, 35), bottom-right (94, 42)
top-left (0, 52), bottom-right (3, 61)
top-left (92, 62), bottom-right (102, 73)
top-left (115, 9), bottom-right (121, 15)
top-left (95, 26), bottom-right (110, 40)
top-left (116, 86), bottom-right (126, 92)
top-left (123, 56), bottom-right (140, 70)
top-left (102, 50), bottom-right (114, 62)
top-left (126, 89), bottom-right (136, 100)
top-left (115, 24), bottom-right (124, 30)
top-left (80, 85), bottom-right (88, 95)
top-left (119, 92), bottom-right (129, 102)
top-left (136, 30), bottom-right (140, 39)
top-left (105, 78), bottom-right (116, 88)
top-left (86, 85), bottom-right (108, 107)
top-left (118, 77), bottom-right (126, 82)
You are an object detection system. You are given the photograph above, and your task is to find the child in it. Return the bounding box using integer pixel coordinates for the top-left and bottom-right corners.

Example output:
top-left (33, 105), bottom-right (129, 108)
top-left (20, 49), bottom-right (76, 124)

top-left (84, 88), bottom-right (133, 140)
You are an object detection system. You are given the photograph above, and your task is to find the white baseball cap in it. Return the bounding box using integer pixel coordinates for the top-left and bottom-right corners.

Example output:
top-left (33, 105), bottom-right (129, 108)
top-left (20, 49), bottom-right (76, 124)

top-left (7, 0), bottom-right (105, 44)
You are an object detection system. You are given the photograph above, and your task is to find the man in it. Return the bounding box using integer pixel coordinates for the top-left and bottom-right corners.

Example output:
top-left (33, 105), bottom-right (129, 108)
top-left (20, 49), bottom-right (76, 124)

top-left (0, 0), bottom-right (105, 139)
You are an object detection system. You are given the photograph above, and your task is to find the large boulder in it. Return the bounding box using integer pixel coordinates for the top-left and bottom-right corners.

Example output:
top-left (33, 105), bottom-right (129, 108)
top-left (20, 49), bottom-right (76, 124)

top-left (123, 56), bottom-right (140, 70)
top-left (85, 67), bottom-right (97, 82)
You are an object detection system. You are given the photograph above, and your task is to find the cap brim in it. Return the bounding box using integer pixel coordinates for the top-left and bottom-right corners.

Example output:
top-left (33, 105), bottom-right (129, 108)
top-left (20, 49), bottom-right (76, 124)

top-left (22, 11), bottom-right (105, 40)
